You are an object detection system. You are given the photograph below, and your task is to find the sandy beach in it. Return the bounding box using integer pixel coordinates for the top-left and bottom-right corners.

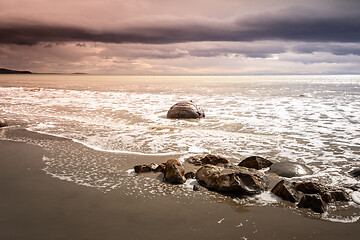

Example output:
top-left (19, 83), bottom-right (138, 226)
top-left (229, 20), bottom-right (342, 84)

top-left (2, 0), bottom-right (360, 238)
top-left (0, 138), bottom-right (359, 240)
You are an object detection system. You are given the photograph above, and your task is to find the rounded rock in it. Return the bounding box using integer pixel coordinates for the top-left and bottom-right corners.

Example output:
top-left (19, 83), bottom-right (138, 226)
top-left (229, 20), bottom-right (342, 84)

top-left (238, 156), bottom-right (273, 170)
top-left (269, 161), bottom-right (313, 178)
top-left (195, 164), bottom-right (269, 195)
top-left (167, 101), bottom-right (205, 119)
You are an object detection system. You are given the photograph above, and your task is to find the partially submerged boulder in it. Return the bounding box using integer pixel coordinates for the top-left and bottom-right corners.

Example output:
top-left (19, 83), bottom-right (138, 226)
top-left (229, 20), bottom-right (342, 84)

top-left (185, 154), bottom-right (230, 166)
top-left (238, 156), bottom-right (273, 170)
top-left (167, 101), bottom-right (205, 119)
top-left (195, 164), bottom-right (269, 195)
top-left (0, 118), bottom-right (8, 128)
top-left (349, 168), bottom-right (360, 179)
top-left (164, 159), bottom-right (186, 184)
top-left (269, 161), bottom-right (313, 178)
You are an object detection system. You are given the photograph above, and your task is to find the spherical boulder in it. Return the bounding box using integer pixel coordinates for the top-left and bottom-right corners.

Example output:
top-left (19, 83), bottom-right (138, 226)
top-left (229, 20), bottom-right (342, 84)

top-left (167, 101), bottom-right (205, 119)
top-left (0, 118), bottom-right (8, 128)
top-left (269, 161), bottom-right (313, 178)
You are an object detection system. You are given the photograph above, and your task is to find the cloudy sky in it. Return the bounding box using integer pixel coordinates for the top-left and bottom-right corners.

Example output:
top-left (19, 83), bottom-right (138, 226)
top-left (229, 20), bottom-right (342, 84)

top-left (1, 0), bottom-right (360, 74)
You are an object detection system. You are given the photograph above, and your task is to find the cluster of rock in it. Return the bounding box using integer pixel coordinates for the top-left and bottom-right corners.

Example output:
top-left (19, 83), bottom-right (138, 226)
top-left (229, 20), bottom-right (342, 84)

top-left (0, 118), bottom-right (8, 128)
top-left (134, 155), bottom-right (273, 195)
top-left (134, 154), bottom-right (357, 214)
top-left (272, 180), bottom-right (350, 213)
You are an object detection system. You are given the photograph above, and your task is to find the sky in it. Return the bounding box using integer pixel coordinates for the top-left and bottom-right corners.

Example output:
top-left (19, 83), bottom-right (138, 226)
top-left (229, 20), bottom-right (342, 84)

top-left (1, 0), bottom-right (360, 75)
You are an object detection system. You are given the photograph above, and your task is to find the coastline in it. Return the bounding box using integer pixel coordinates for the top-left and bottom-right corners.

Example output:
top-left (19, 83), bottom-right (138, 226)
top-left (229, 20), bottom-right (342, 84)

top-left (0, 136), bottom-right (359, 240)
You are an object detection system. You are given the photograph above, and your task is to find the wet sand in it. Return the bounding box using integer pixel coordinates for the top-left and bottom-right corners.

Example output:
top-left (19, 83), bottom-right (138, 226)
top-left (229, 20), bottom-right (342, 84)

top-left (0, 139), bottom-right (359, 240)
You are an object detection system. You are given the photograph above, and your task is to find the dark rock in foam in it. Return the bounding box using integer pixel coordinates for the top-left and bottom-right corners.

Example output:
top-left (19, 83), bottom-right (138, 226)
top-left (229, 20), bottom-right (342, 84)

top-left (269, 161), bottom-right (313, 178)
top-left (167, 101), bottom-right (205, 119)
top-left (272, 179), bottom-right (350, 213)
top-left (349, 168), bottom-right (360, 179)
top-left (185, 154), bottom-right (229, 166)
top-left (238, 156), bottom-right (273, 170)
top-left (294, 182), bottom-right (350, 203)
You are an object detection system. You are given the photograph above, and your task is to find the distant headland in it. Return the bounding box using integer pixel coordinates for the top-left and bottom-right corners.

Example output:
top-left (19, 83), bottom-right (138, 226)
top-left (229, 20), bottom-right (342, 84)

top-left (0, 68), bottom-right (32, 74)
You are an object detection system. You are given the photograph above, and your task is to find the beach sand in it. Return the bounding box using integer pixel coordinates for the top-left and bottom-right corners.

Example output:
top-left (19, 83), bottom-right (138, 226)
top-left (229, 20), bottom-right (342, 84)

top-left (0, 139), bottom-right (359, 240)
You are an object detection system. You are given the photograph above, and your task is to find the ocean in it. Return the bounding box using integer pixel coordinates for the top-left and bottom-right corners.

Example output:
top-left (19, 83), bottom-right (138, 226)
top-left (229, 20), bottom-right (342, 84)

top-left (0, 74), bottom-right (359, 222)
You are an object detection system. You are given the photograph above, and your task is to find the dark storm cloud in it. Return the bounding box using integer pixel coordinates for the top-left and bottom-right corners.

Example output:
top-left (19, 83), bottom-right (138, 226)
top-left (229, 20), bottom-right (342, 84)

top-left (1, 8), bottom-right (360, 46)
top-left (292, 43), bottom-right (360, 56)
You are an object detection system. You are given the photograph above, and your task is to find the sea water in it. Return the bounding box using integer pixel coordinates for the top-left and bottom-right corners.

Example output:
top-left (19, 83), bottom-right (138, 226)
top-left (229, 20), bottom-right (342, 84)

top-left (0, 74), bottom-right (359, 221)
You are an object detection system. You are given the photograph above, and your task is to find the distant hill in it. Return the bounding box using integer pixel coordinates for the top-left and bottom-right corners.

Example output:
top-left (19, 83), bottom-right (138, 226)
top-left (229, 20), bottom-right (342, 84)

top-left (0, 68), bottom-right (32, 74)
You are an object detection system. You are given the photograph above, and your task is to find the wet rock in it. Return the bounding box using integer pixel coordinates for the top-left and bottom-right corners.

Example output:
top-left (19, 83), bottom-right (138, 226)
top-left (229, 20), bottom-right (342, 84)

top-left (271, 180), bottom-right (300, 203)
top-left (297, 194), bottom-right (326, 213)
top-left (167, 101), bottom-right (205, 119)
top-left (134, 163), bottom-right (159, 173)
top-left (0, 118), bottom-right (8, 128)
top-left (185, 155), bottom-right (204, 166)
top-left (199, 154), bottom-right (230, 165)
top-left (294, 182), bottom-right (322, 194)
top-left (328, 190), bottom-right (350, 202)
top-left (272, 180), bottom-right (350, 213)
top-left (295, 181), bottom-right (332, 203)
top-left (185, 171), bottom-right (196, 179)
top-left (269, 161), bottom-right (313, 178)
top-left (185, 154), bottom-right (230, 166)
top-left (295, 182), bottom-right (350, 203)
top-left (164, 159), bottom-right (186, 184)
top-left (349, 168), bottom-right (360, 179)
top-left (195, 164), bottom-right (269, 195)
top-left (238, 156), bottom-right (273, 170)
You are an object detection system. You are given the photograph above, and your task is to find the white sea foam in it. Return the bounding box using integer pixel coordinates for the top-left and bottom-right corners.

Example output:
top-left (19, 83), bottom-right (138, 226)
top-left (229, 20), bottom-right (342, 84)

top-left (252, 191), bottom-right (283, 203)
top-left (1, 75), bottom-right (360, 222)
top-left (321, 213), bottom-right (360, 223)
top-left (126, 169), bottom-right (135, 174)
